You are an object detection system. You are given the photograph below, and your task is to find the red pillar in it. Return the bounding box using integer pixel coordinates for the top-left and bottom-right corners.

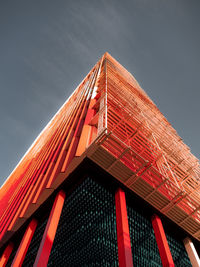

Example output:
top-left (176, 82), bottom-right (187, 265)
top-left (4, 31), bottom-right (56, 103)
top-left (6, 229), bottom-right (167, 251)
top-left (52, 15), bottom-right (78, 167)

top-left (183, 237), bottom-right (200, 266)
top-left (151, 214), bottom-right (174, 267)
top-left (0, 242), bottom-right (14, 267)
top-left (33, 190), bottom-right (66, 267)
top-left (115, 188), bottom-right (133, 267)
top-left (12, 219), bottom-right (38, 267)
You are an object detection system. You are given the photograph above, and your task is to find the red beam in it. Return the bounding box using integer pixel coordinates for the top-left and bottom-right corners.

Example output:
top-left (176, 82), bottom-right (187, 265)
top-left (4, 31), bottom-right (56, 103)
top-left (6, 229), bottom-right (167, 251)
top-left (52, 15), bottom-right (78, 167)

top-left (12, 219), bottom-right (38, 267)
top-left (115, 188), bottom-right (133, 267)
top-left (0, 242), bottom-right (14, 267)
top-left (33, 190), bottom-right (66, 267)
top-left (151, 214), bottom-right (174, 267)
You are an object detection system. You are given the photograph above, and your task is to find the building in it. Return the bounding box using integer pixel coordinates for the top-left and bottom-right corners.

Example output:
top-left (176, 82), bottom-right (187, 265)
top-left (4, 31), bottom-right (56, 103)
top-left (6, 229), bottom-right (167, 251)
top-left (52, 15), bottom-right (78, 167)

top-left (0, 52), bottom-right (200, 266)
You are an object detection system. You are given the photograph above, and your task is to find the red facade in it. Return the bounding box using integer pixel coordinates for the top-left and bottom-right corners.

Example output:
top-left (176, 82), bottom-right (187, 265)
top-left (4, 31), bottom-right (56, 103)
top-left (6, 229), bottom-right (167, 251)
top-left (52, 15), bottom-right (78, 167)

top-left (0, 53), bottom-right (199, 266)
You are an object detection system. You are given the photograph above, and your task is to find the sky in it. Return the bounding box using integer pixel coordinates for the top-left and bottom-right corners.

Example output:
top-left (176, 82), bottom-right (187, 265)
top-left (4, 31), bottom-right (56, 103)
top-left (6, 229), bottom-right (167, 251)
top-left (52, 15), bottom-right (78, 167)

top-left (0, 0), bottom-right (199, 186)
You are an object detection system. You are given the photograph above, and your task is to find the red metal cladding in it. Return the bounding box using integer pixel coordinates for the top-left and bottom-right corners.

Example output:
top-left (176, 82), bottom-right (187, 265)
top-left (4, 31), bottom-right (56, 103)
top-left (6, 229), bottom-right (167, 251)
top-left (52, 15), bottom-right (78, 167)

top-left (60, 68), bottom-right (99, 174)
top-left (33, 190), bottom-right (66, 267)
top-left (0, 242), bottom-right (14, 267)
top-left (1, 51), bottom-right (200, 249)
top-left (151, 214), bottom-right (174, 267)
top-left (115, 188), bottom-right (133, 267)
top-left (0, 61), bottom-right (100, 241)
top-left (46, 72), bottom-right (96, 187)
top-left (19, 108), bottom-right (75, 216)
top-left (76, 100), bottom-right (97, 156)
top-left (11, 219), bottom-right (38, 267)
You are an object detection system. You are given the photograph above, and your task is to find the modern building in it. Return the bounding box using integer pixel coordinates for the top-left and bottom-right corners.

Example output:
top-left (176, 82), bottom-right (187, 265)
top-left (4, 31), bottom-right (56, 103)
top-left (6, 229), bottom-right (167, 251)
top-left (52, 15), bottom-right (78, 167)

top-left (0, 53), bottom-right (200, 266)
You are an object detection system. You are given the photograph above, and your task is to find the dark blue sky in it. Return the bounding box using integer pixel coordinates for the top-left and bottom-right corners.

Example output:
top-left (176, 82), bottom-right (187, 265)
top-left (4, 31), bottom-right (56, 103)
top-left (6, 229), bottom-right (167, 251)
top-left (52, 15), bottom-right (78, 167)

top-left (0, 0), bottom-right (200, 186)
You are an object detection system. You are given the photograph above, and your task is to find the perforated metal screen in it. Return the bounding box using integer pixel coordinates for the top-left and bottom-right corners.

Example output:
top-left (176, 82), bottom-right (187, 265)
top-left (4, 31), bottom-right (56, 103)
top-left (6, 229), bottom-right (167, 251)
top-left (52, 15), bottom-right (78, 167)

top-left (48, 177), bottom-right (118, 266)
top-left (166, 233), bottom-right (192, 267)
top-left (127, 205), bottom-right (162, 266)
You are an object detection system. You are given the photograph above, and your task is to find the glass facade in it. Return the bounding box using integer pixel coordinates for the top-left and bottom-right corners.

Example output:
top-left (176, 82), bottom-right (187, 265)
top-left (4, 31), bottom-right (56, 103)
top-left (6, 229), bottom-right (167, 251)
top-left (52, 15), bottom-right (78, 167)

top-left (48, 177), bottom-right (118, 266)
top-left (127, 203), bottom-right (191, 267)
top-left (2, 176), bottom-right (194, 266)
top-left (127, 205), bottom-right (162, 266)
top-left (166, 233), bottom-right (192, 267)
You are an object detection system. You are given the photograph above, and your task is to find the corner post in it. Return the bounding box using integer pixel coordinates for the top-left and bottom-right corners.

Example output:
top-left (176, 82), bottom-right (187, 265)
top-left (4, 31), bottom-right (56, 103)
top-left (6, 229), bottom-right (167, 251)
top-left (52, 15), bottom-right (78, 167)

top-left (12, 219), bottom-right (38, 267)
top-left (34, 190), bottom-right (66, 267)
top-left (151, 214), bottom-right (174, 267)
top-left (0, 242), bottom-right (14, 267)
top-left (115, 188), bottom-right (133, 267)
top-left (183, 237), bottom-right (200, 267)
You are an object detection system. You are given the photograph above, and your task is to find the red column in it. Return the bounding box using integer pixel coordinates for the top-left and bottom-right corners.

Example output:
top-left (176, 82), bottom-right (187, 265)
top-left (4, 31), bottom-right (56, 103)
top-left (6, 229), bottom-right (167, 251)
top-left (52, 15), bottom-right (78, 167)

top-left (151, 214), bottom-right (174, 267)
top-left (115, 188), bottom-right (133, 267)
top-left (33, 190), bottom-right (66, 267)
top-left (183, 237), bottom-right (200, 266)
top-left (0, 242), bottom-right (14, 267)
top-left (12, 219), bottom-right (38, 267)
